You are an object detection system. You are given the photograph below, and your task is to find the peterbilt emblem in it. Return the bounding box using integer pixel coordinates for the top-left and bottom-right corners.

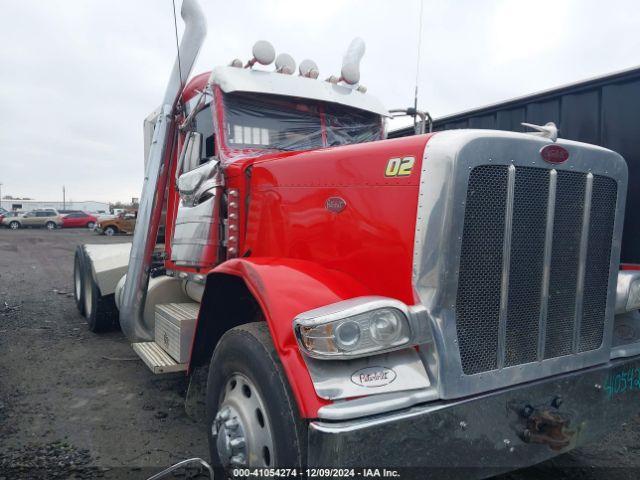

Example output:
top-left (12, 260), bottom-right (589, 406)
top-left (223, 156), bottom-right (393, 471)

top-left (540, 145), bottom-right (569, 164)
top-left (325, 197), bottom-right (346, 213)
top-left (351, 366), bottom-right (397, 388)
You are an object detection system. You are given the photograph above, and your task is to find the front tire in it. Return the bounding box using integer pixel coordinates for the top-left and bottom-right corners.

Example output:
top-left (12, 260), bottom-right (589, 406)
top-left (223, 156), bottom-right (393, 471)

top-left (104, 226), bottom-right (117, 236)
top-left (82, 261), bottom-right (118, 332)
top-left (86, 221), bottom-right (95, 229)
top-left (9, 221), bottom-right (19, 230)
top-left (206, 323), bottom-right (306, 469)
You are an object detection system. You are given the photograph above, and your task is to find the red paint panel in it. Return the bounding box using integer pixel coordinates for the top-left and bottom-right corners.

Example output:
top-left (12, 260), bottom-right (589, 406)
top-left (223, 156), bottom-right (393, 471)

top-left (245, 135), bottom-right (433, 306)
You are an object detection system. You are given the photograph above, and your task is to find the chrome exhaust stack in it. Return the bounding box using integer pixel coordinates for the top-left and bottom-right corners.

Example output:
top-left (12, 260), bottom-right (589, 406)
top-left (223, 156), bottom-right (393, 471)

top-left (119, 0), bottom-right (207, 342)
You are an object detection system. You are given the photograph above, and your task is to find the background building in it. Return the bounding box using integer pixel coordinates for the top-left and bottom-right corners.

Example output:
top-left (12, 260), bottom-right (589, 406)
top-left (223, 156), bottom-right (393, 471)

top-left (0, 199), bottom-right (109, 213)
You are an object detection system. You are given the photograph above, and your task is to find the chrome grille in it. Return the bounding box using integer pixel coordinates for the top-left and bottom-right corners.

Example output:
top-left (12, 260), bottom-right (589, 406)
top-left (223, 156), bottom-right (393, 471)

top-left (456, 165), bottom-right (618, 375)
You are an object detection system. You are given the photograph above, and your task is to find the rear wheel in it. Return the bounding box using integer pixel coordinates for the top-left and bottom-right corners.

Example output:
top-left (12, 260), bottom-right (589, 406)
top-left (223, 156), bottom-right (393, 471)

top-left (206, 323), bottom-right (306, 469)
top-left (74, 247), bottom-right (86, 316)
top-left (82, 261), bottom-right (118, 332)
top-left (9, 221), bottom-right (19, 230)
top-left (104, 226), bottom-right (117, 236)
top-left (45, 221), bottom-right (56, 230)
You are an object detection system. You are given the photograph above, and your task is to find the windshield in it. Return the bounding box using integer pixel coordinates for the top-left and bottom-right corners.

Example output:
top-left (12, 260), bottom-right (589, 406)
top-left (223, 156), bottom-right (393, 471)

top-left (222, 92), bottom-right (383, 153)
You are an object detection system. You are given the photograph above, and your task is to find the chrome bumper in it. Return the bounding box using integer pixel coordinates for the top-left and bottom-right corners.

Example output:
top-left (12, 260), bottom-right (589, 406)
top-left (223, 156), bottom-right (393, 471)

top-left (308, 355), bottom-right (640, 476)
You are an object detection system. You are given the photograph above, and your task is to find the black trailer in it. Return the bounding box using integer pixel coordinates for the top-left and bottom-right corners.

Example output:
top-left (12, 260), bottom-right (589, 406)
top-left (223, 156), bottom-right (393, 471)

top-left (390, 66), bottom-right (640, 264)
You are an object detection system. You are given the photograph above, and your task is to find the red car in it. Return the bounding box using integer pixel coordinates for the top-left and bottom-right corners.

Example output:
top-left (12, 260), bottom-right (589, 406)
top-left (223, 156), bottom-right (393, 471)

top-left (61, 211), bottom-right (97, 229)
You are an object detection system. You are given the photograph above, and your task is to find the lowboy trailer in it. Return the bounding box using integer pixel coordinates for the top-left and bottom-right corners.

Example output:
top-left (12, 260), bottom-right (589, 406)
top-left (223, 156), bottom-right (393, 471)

top-left (73, 0), bottom-right (640, 475)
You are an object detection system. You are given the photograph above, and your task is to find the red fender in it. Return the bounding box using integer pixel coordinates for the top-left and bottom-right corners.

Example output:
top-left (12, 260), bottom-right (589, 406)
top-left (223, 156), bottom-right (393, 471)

top-left (206, 257), bottom-right (371, 418)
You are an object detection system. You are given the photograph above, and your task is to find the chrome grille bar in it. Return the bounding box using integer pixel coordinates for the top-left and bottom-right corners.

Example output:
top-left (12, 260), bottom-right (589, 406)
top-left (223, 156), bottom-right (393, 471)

top-left (497, 164), bottom-right (516, 369)
top-left (538, 169), bottom-right (557, 361)
top-left (573, 172), bottom-right (594, 353)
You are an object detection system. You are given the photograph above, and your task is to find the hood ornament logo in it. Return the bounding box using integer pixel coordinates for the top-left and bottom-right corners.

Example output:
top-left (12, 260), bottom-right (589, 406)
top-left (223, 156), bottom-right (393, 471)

top-left (325, 197), bottom-right (347, 213)
top-left (540, 144), bottom-right (569, 164)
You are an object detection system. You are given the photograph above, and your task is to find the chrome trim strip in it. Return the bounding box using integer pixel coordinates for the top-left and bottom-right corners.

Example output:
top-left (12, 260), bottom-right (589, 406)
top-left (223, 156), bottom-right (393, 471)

top-left (573, 172), bottom-right (593, 353)
top-left (316, 386), bottom-right (439, 420)
top-left (497, 164), bottom-right (516, 369)
top-left (538, 169), bottom-right (557, 361)
top-left (610, 342), bottom-right (640, 359)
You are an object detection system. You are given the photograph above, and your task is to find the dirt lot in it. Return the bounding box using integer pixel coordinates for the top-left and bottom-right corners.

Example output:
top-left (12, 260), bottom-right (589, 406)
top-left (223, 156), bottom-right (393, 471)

top-left (1, 228), bottom-right (639, 479)
top-left (0, 229), bottom-right (207, 479)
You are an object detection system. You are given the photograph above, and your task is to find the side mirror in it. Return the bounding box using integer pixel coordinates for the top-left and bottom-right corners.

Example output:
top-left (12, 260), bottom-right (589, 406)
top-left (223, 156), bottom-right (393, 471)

top-left (176, 131), bottom-right (203, 180)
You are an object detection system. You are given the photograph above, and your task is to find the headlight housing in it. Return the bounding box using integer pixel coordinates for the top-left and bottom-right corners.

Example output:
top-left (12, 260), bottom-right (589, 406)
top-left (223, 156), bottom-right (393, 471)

top-left (294, 296), bottom-right (430, 359)
top-left (616, 270), bottom-right (640, 314)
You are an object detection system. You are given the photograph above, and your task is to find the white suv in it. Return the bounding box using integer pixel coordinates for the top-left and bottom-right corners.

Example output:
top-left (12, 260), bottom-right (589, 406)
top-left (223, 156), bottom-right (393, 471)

top-left (2, 209), bottom-right (63, 230)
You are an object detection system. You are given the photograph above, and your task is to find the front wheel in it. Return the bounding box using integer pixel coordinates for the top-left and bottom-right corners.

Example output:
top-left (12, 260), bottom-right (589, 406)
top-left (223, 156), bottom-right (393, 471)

top-left (86, 221), bottom-right (95, 229)
top-left (206, 323), bottom-right (307, 469)
top-left (103, 226), bottom-right (117, 236)
top-left (9, 221), bottom-right (19, 230)
top-left (45, 221), bottom-right (56, 230)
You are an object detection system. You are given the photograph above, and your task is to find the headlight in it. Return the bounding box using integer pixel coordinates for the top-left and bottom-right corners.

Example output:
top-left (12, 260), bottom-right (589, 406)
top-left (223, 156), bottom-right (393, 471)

top-left (616, 271), bottom-right (640, 314)
top-left (627, 278), bottom-right (640, 311)
top-left (294, 297), bottom-right (422, 360)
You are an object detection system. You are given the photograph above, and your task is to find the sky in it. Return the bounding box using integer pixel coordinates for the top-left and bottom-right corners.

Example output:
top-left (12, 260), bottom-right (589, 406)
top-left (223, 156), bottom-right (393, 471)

top-left (0, 0), bottom-right (639, 203)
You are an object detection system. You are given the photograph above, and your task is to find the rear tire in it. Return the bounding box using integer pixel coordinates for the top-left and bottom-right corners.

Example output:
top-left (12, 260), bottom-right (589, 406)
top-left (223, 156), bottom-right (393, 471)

top-left (9, 221), bottom-right (19, 230)
top-left (104, 226), bottom-right (117, 236)
top-left (83, 261), bottom-right (118, 332)
top-left (206, 322), bottom-right (307, 469)
top-left (45, 221), bottom-right (56, 230)
top-left (74, 247), bottom-right (86, 316)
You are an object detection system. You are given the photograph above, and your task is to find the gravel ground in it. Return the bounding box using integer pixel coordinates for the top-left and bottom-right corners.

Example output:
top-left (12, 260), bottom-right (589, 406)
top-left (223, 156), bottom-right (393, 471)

top-left (0, 229), bottom-right (208, 479)
top-left (0, 228), bottom-right (639, 479)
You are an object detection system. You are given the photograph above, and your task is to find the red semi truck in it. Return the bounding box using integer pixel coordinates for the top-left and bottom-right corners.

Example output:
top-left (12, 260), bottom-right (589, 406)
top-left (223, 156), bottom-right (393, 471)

top-left (73, 0), bottom-right (640, 475)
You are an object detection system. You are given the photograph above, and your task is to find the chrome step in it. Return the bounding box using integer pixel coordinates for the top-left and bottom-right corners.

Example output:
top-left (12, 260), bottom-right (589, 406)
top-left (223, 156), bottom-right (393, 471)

top-left (132, 341), bottom-right (187, 374)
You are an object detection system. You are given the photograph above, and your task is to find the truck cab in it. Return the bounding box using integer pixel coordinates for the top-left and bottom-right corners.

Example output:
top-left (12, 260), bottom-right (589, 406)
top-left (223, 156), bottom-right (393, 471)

top-left (73, 0), bottom-right (640, 474)
top-left (164, 65), bottom-right (387, 274)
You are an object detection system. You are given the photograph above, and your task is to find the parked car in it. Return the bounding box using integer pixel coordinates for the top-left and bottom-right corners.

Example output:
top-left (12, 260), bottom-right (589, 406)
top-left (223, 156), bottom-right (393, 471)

top-left (2, 209), bottom-right (62, 230)
top-left (96, 211), bottom-right (136, 236)
top-left (1, 211), bottom-right (21, 223)
top-left (62, 211), bottom-right (97, 229)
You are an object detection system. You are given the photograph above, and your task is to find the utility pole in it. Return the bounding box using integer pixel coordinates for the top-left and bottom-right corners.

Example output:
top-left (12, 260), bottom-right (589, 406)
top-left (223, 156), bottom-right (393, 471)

top-left (62, 185), bottom-right (66, 210)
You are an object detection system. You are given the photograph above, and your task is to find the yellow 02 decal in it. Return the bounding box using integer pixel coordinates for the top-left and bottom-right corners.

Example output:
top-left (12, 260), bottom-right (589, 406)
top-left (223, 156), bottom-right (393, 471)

top-left (385, 156), bottom-right (415, 177)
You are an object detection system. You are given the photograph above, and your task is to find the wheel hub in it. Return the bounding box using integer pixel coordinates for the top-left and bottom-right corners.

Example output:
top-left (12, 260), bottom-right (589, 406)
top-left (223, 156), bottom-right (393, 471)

top-left (213, 405), bottom-right (247, 466)
top-left (212, 373), bottom-right (275, 468)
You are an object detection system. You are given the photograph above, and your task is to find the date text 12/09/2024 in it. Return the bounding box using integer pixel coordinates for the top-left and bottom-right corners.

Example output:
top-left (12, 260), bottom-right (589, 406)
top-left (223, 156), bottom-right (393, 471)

top-left (232, 469), bottom-right (401, 478)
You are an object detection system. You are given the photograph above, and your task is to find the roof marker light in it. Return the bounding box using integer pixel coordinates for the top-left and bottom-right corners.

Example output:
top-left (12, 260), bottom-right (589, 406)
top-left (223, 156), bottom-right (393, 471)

top-left (299, 59), bottom-right (319, 79)
top-left (245, 40), bottom-right (275, 68)
top-left (275, 53), bottom-right (296, 75)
